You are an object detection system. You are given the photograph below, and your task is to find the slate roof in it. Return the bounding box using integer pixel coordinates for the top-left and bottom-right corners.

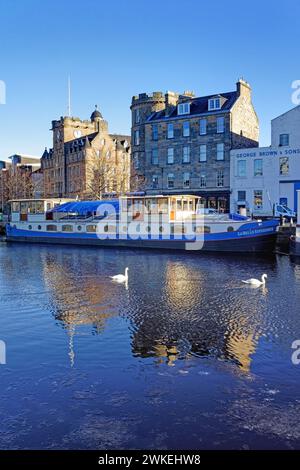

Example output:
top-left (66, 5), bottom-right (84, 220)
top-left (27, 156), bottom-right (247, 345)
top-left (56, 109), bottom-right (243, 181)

top-left (147, 91), bottom-right (238, 122)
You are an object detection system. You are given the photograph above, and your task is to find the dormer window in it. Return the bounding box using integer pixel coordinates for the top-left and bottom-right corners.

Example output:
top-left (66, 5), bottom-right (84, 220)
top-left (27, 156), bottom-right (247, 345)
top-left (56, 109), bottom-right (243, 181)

top-left (208, 98), bottom-right (221, 111)
top-left (178, 102), bottom-right (190, 115)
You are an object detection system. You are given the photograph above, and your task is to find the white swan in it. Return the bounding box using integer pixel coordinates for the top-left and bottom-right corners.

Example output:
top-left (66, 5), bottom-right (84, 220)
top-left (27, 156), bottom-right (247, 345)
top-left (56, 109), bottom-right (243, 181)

top-left (242, 273), bottom-right (267, 287)
top-left (110, 267), bottom-right (129, 283)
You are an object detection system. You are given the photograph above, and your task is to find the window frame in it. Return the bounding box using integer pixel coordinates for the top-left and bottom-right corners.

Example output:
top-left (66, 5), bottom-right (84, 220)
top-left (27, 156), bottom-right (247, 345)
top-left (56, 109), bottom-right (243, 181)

top-left (182, 146), bottom-right (191, 163)
top-left (177, 102), bottom-right (190, 115)
top-left (167, 147), bottom-right (174, 164)
top-left (216, 143), bottom-right (225, 161)
top-left (199, 144), bottom-right (207, 162)
top-left (216, 116), bottom-right (225, 133)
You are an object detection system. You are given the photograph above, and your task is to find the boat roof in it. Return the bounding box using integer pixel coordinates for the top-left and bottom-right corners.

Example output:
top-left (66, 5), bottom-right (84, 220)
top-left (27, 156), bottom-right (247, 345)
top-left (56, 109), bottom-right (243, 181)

top-left (51, 200), bottom-right (120, 215)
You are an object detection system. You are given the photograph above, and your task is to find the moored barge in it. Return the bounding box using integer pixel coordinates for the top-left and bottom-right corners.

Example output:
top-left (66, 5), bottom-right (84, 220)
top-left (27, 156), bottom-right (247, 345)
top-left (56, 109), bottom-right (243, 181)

top-left (5, 195), bottom-right (279, 253)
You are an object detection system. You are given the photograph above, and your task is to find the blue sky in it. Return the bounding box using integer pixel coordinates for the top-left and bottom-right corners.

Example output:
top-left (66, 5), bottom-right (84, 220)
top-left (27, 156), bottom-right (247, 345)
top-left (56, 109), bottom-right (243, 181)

top-left (0, 0), bottom-right (299, 158)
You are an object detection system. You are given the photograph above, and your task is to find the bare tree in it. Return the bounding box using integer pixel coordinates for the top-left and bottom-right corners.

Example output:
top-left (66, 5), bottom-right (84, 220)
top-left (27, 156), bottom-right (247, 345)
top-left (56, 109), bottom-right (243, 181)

top-left (129, 162), bottom-right (146, 193)
top-left (2, 165), bottom-right (35, 202)
top-left (73, 146), bottom-right (131, 200)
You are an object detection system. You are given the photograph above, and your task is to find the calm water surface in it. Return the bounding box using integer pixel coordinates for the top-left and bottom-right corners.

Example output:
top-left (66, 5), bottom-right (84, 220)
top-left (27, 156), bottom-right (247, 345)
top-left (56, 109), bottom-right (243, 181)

top-left (0, 242), bottom-right (300, 450)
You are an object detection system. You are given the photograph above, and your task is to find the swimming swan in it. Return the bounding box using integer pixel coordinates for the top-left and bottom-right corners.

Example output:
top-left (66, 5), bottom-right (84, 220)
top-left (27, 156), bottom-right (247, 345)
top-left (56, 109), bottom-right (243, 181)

top-left (110, 267), bottom-right (129, 283)
top-left (242, 273), bottom-right (267, 287)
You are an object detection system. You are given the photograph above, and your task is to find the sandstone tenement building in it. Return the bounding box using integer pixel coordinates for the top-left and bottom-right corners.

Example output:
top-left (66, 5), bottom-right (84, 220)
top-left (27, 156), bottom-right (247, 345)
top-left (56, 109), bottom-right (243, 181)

top-left (131, 80), bottom-right (259, 211)
top-left (41, 107), bottom-right (131, 199)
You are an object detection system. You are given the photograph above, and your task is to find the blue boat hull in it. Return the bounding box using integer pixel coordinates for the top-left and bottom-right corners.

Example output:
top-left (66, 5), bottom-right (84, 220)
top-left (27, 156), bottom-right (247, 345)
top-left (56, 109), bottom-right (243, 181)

top-left (5, 229), bottom-right (278, 253)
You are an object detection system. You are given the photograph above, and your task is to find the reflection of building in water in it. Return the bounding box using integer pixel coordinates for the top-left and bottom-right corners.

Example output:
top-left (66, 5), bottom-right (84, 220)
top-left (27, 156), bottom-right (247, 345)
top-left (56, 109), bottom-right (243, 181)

top-left (129, 261), bottom-right (262, 372)
top-left (41, 251), bottom-right (118, 366)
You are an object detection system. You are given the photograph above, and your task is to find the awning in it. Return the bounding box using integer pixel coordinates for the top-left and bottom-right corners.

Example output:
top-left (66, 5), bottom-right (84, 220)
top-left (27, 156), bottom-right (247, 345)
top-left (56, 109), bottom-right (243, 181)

top-left (51, 200), bottom-right (119, 216)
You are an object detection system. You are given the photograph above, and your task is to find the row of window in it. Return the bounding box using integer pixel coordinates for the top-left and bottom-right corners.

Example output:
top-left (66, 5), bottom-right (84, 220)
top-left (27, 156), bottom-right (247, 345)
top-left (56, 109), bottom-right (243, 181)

top-left (151, 170), bottom-right (225, 190)
top-left (237, 156), bottom-right (290, 177)
top-left (151, 117), bottom-right (225, 140)
top-left (27, 224), bottom-right (99, 233)
top-left (26, 222), bottom-right (235, 235)
top-left (133, 144), bottom-right (225, 168)
top-left (146, 144), bottom-right (225, 167)
top-left (133, 98), bottom-right (222, 124)
top-left (133, 117), bottom-right (225, 145)
top-left (236, 190), bottom-right (264, 210)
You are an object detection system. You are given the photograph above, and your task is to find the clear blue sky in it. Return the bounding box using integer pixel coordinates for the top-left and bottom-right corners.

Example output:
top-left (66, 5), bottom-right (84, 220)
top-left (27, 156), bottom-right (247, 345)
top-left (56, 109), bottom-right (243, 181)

top-left (0, 0), bottom-right (299, 158)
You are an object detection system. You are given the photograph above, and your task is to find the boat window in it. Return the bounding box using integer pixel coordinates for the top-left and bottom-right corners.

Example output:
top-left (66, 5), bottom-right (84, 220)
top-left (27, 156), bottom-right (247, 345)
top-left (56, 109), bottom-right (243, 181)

top-left (20, 202), bottom-right (28, 214)
top-left (12, 202), bottom-right (20, 212)
top-left (204, 226), bottom-right (211, 233)
top-left (158, 198), bottom-right (168, 214)
top-left (176, 200), bottom-right (182, 211)
top-left (77, 226), bottom-right (82, 231)
top-left (227, 226), bottom-right (235, 232)
top-left (189, 200), bottom-right (194, 211)
top-left (183, 200), bottom-right (188, 211)
top-left (46, 225), bottom-right (57, 231)
top-left (86, 225), bottom-right (97, 233)
top-left (35, 201), bottom-right (44, 214)
top-left (150, 199), bottom-right (158, 214)
top-left (62, 225), bottom-right (73, 232)
top-left (38, 225), bottom-right (42, 230)
top-left (28, 225), bottom-right (32, 230)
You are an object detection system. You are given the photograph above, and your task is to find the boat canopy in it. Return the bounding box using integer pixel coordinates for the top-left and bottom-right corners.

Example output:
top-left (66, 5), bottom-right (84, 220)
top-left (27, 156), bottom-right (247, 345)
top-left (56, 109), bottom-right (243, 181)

top-left (51, 200), bottom-right (120, 216)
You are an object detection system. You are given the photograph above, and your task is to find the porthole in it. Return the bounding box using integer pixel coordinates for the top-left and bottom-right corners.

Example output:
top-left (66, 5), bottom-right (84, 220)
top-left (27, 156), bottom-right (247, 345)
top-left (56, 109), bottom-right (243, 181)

top-left (77, 225), bottom-right (82, 231)
top-left (204, 226), bottom-right (211, 233)
top-left (28, 225), bottom-right (32, 230)
top-left (227, 226), bottom-right (235, 232)
top-left (38, 225), bottom-right (42, 230)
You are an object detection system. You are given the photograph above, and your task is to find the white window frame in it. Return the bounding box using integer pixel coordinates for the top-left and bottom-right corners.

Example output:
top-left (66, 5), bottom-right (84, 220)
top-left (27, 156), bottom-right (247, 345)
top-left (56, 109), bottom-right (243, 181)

top-left (178, 102), bottom-right (190, 115)
top-left (254, 158), bottom-right (263, 177)
top-left (217, 116), bottom-right (225, 133)
top-left (237, 160), bottom-right (246, 177)
top-left (216, 143), bottom-right (224, 161)
top-left (208, 98), bottom-right (221, 111)
top-left (183, 121), bottom-right (190, 137)
top-left (182, 146), bottom-right (190, 163)
top-left (167, 173), bottom-right (175, 189)
top-left (167, 122), bottom-right (174, 139)
top-left (199, 118), bottom-right (207, 135)
top-left (200, 172), bottom-right (206, 187)
top-left (183, 172), bottom-right (190, 188)
top-left (199, 144), bottom-right (207, 162)
top-left (167, 147), bottom-right (174, 164)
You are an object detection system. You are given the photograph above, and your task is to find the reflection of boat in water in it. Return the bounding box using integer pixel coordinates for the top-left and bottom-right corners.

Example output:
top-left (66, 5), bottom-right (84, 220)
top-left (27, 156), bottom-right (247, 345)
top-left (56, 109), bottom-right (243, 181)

top-left (6, 195), bottom-right (279, 253)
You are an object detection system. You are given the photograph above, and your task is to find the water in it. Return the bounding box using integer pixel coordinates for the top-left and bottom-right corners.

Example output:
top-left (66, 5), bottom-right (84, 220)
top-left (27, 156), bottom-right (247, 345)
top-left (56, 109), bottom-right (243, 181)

top-left (0, 242), bottom-right (300, 450)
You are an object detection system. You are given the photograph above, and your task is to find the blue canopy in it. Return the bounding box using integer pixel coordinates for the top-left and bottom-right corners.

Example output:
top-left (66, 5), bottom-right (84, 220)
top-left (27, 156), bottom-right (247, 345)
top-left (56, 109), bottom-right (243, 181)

top-left (52, 200), bottom-right (119, 216)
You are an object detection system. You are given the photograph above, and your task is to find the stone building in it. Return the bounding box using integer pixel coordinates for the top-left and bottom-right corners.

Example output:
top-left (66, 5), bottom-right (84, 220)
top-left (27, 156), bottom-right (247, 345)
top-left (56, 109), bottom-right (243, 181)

top-left (41, 107), bottom-right (131, 199)
top-left (131, 80), bottom-right (259, 211)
